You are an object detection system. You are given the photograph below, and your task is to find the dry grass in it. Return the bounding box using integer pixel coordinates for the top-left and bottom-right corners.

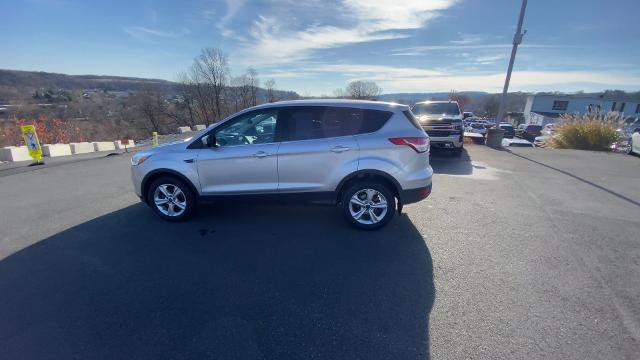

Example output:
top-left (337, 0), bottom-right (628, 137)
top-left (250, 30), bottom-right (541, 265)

top-left (546, 112), bottom-right (622, 151)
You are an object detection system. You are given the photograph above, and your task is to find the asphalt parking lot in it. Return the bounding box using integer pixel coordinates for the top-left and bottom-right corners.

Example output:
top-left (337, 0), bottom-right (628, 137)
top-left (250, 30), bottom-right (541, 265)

top-left (1, 145), bottom-right (639, 359)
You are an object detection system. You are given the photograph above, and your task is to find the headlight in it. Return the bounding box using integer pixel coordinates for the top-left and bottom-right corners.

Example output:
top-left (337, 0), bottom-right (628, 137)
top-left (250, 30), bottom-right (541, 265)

top-left (131, 154), bottom-right (151, 166)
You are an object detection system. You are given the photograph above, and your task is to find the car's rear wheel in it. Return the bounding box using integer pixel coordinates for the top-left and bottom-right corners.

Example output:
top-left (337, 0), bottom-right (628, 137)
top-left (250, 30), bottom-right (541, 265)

top-left (626, 139), bottom-right (634, 155)
top-left (342, 182), bottom-right (395, 230)
top-left (147, 176), bottom-right (196, 221)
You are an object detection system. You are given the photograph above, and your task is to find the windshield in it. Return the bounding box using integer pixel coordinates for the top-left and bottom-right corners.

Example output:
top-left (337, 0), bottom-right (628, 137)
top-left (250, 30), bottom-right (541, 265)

top-left (471, 123), bottom-right (485, 129)
top-left (412, 103), bottom-right (461, 116)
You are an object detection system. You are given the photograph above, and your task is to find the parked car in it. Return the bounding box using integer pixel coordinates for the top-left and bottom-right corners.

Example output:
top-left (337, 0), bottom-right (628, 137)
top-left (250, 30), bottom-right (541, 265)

top-left (515, 124), bottom-right (543, 141)
top-left (131, 100), bottom-right (433, 229)
top-left (411, 100), bottom-right (464, 156)
top-left (627, 127), bottom-right (640, 155)
top-left (498, 123), bottom-right (515, 138)
top-left (542, 123), bottom-right (556, 136)
top-left (466, 122), bottom-right (488, 135)
top-left (533, 135), bottom-right (550, 147)
top-left (502, 138), bottom-right (534, 147)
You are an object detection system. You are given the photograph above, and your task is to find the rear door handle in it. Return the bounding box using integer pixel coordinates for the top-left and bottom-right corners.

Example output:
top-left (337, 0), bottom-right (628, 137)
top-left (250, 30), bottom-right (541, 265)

top-left (330, 146), bottom-right (350, 153)
top-left (253, 151), bottom-right (272, 158)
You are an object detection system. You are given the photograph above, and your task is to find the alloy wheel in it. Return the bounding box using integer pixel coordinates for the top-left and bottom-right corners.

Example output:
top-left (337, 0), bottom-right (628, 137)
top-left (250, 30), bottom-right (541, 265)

top-left (349, 188), bottom-right (388, 225)
top-left (153, 184), bottom-right (187, 217)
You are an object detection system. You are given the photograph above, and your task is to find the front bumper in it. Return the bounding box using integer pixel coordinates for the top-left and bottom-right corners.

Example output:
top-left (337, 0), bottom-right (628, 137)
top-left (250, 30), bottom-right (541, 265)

top-left (428, 134), bottom-right (464, 148)
top-left (131, 165), bottom-right (144, 197)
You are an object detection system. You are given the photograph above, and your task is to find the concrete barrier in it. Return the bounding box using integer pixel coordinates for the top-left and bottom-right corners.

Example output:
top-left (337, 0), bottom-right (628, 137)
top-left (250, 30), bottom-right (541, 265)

top-left (92, 141), bottom-right (116, 152)
top-left (42, 144), bottom-right (72, 157)
top-left (114, 140), bottom-right (135, 149)
top-left (178, 126), bottom-right (192, 133)
top-left (1, 146), bottom-right (31, 162)
top-left (193, 124), bottom-right (206, 131)
top-left (70, 142), bottom-right (95, 154)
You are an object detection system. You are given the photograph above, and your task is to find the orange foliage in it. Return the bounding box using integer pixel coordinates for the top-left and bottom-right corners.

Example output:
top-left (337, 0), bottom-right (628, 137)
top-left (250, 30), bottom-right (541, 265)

top-left (1, 116), bottom-right (86, 146)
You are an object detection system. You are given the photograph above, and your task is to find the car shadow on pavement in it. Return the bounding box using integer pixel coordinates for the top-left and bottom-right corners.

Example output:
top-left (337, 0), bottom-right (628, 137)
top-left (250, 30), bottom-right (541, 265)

top-left (0, 202), bottom-right (435, 360)
top-left (429, 147), bottom-right (473, 175)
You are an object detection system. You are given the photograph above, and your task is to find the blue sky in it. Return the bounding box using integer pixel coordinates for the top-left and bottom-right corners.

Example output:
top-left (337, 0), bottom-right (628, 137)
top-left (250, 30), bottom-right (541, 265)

top-left (3, 0), bottom-right (640, 95)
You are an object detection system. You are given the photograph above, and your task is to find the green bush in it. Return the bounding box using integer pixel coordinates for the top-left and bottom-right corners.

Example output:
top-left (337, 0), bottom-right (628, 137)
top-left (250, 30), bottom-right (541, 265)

top-left (547, 112), bottom-right (622, 151)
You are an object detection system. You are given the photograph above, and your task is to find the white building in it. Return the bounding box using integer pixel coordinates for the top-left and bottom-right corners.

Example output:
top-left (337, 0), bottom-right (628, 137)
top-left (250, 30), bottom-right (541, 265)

top-left (524, 93), bottom-right (640, 125)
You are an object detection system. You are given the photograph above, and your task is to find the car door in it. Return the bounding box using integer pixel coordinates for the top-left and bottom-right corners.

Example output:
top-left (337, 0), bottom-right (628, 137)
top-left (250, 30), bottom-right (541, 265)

top-left (277, 106), bottom-right (359, 193)
top-left (196, 108), bottom-right (281, 194)
top-left (633, 128), bottom-right (640, 154)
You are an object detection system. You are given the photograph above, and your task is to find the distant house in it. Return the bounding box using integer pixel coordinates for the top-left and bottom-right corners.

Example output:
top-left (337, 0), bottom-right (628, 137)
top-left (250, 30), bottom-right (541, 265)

top-left (524, 93), bottom-right (640, 125)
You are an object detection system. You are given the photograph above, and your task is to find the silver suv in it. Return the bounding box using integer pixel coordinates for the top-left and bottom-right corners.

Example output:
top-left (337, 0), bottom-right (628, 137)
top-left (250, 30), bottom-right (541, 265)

top-left (131, 100), bottom-right (433, 229)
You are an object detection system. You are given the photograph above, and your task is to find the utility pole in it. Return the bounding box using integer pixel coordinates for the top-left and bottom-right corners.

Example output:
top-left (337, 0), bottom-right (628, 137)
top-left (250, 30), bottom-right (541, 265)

top-left (496, 0), bottom-right (528, 124)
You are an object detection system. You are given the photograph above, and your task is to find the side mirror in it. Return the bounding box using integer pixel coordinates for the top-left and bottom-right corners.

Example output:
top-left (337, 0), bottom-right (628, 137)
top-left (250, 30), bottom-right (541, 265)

top-left (201, 134), bottom-right (216, 148)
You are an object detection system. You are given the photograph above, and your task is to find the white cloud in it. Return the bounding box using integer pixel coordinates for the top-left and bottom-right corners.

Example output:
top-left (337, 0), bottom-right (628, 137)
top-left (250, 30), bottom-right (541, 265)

top-left (124, 26), bottom-right (190, 43)
top-left (202, 10), bottom-right (216, 20)
top-left (450, 33), bottom-right (487, 45)
top-left (475, 54), bottom-right (506, 65)
top-left (308, 64), bottom-right (447, 78)
top-left (376, 70), bottom-right (640, 93)
top-left (234, 0), bottom-right (458, 65)
top-left (301, 63), bottom-right (640, 93)
top-left (391, 43), bottom-right (564, 56)
top-left (260, 70), bottom-right (311, 79)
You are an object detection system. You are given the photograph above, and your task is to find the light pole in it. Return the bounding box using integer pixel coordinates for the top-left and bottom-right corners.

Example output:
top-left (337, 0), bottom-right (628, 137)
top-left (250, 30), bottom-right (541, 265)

top-left (497, 0), bottom-right (528, 124)
top-left (487, 0), bottom-right (528, 147)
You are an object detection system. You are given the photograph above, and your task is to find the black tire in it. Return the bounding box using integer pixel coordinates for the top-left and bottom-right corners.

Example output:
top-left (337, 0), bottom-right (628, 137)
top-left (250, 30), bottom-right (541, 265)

top-left (147, 176), bottom-right (196, 221)
top-left (627, 139), bottom-right (634, 155)
top-left (452, 146), bottom-right (463, 157)
top-left (342, 181), bottom-right (395, 230)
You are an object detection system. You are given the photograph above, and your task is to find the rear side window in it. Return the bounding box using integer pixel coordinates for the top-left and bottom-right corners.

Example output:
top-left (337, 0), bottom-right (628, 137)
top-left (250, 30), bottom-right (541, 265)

top-left (403, 110), bottom-right (422, 130)
top-left (280, 107), bottom-right (392, 141)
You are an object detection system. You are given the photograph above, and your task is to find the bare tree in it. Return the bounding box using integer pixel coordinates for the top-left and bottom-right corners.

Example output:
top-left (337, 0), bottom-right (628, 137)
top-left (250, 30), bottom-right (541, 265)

top-left (246, 67), bottom-right (259, 106)
top-left (188, 65), bottom-right (216, 126)
top-left (135, 88), bottom-right (167, 133)
top-left (481, 94), bottom-right (501, 118)
top-left (449, 90), bottom-right (471, 112)
top-left (170, 72), bottom-right (198, 127)
top-left (227, 75), bottom-right (252, 112)
top-left (264, 79), bottom-right (277, 103)
top-left (332, 88), bottom-right (346, 98)
top-left (345, 81), bottom-right (382, 100)
top-left (192, 48), bottom-right (230, 123)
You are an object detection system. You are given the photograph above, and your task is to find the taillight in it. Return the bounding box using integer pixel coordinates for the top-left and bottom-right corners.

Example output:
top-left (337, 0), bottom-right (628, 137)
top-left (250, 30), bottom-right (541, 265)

top-left (389, 136), bottom-right (430, 153)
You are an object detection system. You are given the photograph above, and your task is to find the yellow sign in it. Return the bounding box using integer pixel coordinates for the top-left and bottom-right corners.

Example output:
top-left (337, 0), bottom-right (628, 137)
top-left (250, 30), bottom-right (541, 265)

top-left (152, 131), bottom-right (159, 147)
top-left (20, 125), bottom-right (42, 161)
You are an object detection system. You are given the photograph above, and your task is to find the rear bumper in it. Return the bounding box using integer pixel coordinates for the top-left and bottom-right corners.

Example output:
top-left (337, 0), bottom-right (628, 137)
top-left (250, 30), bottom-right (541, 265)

top-left (401, 183), bottom-right (432, 205)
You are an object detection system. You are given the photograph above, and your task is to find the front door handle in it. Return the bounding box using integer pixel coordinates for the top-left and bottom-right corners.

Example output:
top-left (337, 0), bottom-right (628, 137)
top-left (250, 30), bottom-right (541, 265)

top-left (330, 146), bottom-right (350, 153)
top-left (253, 151), bottom-right (272, 158)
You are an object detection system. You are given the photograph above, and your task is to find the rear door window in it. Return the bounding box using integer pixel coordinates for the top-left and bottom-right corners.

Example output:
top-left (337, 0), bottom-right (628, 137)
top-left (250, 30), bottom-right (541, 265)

top-left (280, 107), bottom-right (392, 141)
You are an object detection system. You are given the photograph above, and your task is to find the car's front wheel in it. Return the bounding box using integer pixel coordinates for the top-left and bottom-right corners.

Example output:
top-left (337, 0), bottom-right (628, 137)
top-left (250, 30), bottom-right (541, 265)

top-left (626, 138), bottom-right (634, 155)
top-left (342, 182), bottom-right (395, 230)
top-left (147, 176), bottom-right (196, 221)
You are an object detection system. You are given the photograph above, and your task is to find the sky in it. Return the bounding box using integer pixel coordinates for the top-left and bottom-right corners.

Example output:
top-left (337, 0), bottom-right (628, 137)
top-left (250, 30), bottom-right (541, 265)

top-left (3, 0), bottom-right (640, 96)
